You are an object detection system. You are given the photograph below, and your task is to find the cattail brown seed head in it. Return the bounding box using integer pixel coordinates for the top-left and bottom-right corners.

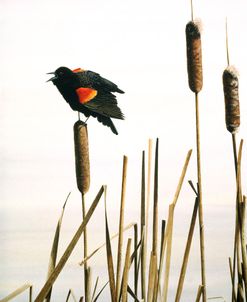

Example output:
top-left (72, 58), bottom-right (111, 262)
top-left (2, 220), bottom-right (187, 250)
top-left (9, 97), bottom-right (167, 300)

top-left (223, 66), bottom-right (240, 134)
top-left (186, 19), bottom-right (203, 93)
top-left (74, 120), bottom-right (90, 194)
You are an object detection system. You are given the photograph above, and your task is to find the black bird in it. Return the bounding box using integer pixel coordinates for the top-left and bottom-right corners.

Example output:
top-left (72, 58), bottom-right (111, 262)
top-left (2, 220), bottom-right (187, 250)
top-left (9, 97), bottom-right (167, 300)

top-left (47, 66), bottom-right (124, 134)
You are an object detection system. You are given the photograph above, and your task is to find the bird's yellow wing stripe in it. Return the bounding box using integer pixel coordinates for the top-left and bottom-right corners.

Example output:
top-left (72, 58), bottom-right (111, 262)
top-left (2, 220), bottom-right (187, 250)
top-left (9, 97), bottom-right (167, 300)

top-left (76, 87), bottom-right (98, 104)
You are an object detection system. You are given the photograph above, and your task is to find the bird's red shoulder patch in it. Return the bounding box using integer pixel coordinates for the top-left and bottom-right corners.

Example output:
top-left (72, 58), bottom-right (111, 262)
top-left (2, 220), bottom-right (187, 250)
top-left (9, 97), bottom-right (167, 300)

top-left (73, 68), bottom-right (85, 73)
top-left (76, 87), bottom-right (97, 104)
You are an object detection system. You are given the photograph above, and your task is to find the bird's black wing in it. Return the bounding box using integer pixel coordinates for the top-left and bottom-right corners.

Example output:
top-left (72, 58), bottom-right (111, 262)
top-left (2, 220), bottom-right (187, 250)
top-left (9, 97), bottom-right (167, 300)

top-left (77, 70), bottom-right (124, 94)
top-left (83, 92), bottom-right (124, 120)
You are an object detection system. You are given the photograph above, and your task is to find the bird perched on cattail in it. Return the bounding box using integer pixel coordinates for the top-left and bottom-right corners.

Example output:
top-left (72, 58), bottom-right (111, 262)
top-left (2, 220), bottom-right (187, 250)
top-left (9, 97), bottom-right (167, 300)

top-left (47, 66), bottom-right (125, 135)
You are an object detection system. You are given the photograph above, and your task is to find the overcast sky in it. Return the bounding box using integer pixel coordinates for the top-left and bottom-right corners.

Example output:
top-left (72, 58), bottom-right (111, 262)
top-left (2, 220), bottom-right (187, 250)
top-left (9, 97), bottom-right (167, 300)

top-left (1, 0), bottom-right (247, 300)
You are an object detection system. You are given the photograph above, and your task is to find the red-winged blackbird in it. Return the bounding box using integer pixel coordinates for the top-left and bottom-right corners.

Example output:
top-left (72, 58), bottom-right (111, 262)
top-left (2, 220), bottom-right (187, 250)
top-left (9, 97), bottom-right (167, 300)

top-left (47, 66), bottom-right (124, 135)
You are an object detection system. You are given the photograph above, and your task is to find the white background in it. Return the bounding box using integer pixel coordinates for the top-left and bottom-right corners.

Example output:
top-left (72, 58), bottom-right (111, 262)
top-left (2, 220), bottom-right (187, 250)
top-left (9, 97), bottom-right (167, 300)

top-left (1, 0), bottom-right (247, 300)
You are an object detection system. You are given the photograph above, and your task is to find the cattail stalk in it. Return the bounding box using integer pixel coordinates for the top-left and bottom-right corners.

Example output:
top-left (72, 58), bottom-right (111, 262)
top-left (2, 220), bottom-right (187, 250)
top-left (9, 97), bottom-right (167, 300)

top-left (222, 54), bottom-right (241, 299)
top-left (74, 120), bottom-right (90, 301)
top-left (195, 93), bottom-right (206, 302)
top-left (236, 141), bottom-right (247, 299)
top-left (186, 18), bottom-right (206, 302)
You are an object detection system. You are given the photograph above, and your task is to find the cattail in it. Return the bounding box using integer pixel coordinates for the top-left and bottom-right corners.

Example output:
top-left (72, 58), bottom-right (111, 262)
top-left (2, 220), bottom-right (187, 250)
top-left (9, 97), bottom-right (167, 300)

top-left (186, 20), bottom-right (203, 93)
top-left (74, 120), bottom-right (90, 194)
top-left (223, 66), bottom-right (240, 134)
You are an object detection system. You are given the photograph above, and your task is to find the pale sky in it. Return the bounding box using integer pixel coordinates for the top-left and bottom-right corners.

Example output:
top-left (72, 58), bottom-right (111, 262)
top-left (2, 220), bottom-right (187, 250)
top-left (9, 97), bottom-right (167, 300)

top-left (1, 0), bottom-right (247, 300)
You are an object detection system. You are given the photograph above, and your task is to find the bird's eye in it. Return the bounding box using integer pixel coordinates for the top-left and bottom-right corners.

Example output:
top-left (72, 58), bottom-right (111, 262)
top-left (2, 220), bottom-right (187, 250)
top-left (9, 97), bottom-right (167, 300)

top-left (58, 71), bottom-right (64, 76)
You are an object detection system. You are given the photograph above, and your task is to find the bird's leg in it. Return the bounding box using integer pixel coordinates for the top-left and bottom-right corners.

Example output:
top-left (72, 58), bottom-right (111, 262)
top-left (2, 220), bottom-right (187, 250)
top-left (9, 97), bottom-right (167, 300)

top-left (84, 116), bottom-right (90, 124)
top-left (78, 112), bottom-right (81, 121)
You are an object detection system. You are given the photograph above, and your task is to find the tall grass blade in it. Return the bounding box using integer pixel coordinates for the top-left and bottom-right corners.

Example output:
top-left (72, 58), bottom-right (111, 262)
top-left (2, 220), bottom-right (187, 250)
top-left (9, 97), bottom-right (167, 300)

top-left (45, 192), bottom-right (70, 302)
top-left (34, 186), bottom-right (104, 302)
top-left (104, 186), bottom-right (117, 302)
top-left (175, 197), bottom-right (199, 302)
top-left (90, 277), bottom-right (99, 302)
top-left (0, 284), bottom-right (33, 302)
top-left (143, 138), bottom-right (153, 301)
top-left (79, 223), bottom-right (134, 266)
top-left (162, 204), bottom-right (174, 302)
top-left (157, 150), bottom-right (192, 300)
top-left (147, 252), bottom-right (157, 302)
top-left (228, 257), bottom-right (237, 302)
top-left (81, 193), bottom-right (90, 302)
top-left (116, 155), bottom-right (128, 300)
top-left (152, 138), bottom-right (159, 255)
top-left (127, 286), bottom-right (141, 302)
top-left (140, 150), bottom-right (146, 301)
top-left (236, 140), bottom-right (247, 298)
top-left (65, 289), bottom-right (77, 302)
top-left (134, 223), bottom-right (138, 301)
top-left (121, 238), bottom-right (132, 302)
top-left (92, 282), bottom-right (109, 302)
top-left (195, 285), bottom-right (203, 302)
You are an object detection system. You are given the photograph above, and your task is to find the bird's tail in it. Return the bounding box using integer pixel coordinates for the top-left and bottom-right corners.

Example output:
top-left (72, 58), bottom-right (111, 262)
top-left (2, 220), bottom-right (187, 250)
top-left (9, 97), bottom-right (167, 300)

top-left (97, 115), bottom-right (118, 135)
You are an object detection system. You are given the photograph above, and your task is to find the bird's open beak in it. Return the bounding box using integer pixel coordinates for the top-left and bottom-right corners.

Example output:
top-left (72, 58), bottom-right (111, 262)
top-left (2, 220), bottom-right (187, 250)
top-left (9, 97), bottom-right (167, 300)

top-left (46, 72), bottom-right (57, 82)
